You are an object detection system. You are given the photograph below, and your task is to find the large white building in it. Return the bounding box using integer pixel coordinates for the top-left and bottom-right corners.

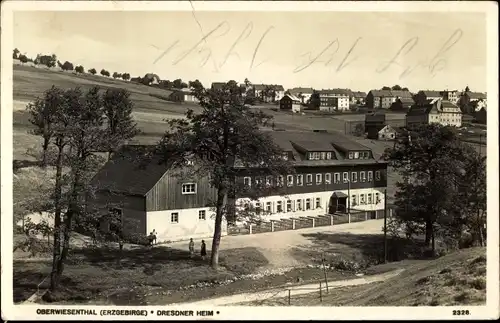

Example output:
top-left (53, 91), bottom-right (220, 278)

top-left (318, 89), bottom-right (351, 111)
top-left (406, 98), bottom-right (462, 128)
top-left (89, 130), bottom-right (388, 242)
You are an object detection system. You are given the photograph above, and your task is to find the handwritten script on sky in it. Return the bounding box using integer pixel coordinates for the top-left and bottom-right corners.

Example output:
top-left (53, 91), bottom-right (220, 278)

top-left (151, 20), bottom-right (464, 81)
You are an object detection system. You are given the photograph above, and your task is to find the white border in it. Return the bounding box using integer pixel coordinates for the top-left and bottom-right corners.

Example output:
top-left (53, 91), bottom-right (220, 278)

top-left (1, 1), bottom-right (498, 321)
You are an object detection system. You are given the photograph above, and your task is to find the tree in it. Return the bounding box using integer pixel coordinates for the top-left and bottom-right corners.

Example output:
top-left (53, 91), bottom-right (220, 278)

top-left (384, 124), bottom-right (476, 254)
top-left (381, 86), bottom-right (391, 90)
top-left (19, 54), bottom-right (28, 64)
top-left (172, 78), bottom-right (183, 89)
top-left (41, 86), bottom-right (130, 299)
top-left (61, 61), bottom-right (74, 71)
top-left (180, 82), bottom-right (188, 89)
top-left (26, 86), bottom-right (65, 167)
top-left (100, 69), bottom-right (110, 77)
top-left (189, 79), bottom-right (204, 91)
top-left (448, 146), bottom-right (486, 247)
top-left (402, 87), bottom-right (409, 91)
top-left (309, 90), bottom-right (321, 109)
top-left (391, 85), bottom-right (402, 91)
top-left (390, 99), bottom-right (404, 111)
top-left (121, 73), bottom-right (130, 81)
top-left (88, 68), bottom-right (97, 75)
top-left (155, 81), bottom-right (292, 269)
top-left (102, 88), bottom-right (140, 159)
top-left (13, 48), bottom-right (20, 59)
top-left (75, 65), bottom-right (85, 74)
top-left (112, 72), bottom-right (120, 79)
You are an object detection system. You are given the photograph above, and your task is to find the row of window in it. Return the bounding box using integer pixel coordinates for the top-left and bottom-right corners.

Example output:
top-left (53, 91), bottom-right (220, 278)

top-left (348, 151), bottom-right (370, 159)
top-left (243, 171), bottom-right (381, 188)
top-left (170, 210), bottom-right (207, 223)
top-left (245, 192), bottom-right (382, 214)
top-left (308, 151), bottom-right (333, 160)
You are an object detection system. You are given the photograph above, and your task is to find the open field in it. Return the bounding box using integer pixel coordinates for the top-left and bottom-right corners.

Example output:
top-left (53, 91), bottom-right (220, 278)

top-left (238, 247), bottom-right (486, 306)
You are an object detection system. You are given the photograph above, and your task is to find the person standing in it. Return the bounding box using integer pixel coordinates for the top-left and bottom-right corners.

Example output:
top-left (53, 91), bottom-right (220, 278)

top-left (200, 240), bottom-right (207, 260)
top-left (188, 238), bottom-right (195, 258)
top-left (152, 229), bottom-right (157, 245)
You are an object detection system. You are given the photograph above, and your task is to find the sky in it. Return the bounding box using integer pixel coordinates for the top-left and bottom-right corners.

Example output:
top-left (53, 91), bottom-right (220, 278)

top-left (13, 10), bottom-right (487, 92)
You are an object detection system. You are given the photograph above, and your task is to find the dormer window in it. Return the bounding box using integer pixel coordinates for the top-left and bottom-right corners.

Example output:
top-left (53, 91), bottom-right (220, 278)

top-left (326, 152), bottom-right (332, 159)
top-left (354, 152), bottom-right (359, 159)
top-left (282, 152), bottom-right (289, 161)
top-left (348, 152), bottom-right (354, 159)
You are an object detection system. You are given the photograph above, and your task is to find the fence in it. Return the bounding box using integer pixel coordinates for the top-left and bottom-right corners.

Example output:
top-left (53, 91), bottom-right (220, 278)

top-left (227, 209), bottom-right (394, 236)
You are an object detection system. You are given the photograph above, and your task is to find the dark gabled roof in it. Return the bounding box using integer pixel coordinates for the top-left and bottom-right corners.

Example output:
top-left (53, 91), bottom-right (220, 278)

top-left (352, 91), bottom-right (367, 98)
top-left (319, 88), bottom-right (351, 96)
top-left (289, 87), bottom-right (314, 94)
top-left (420, 90), bottom-right (442, 97)
top-left (90, 145), bottom-right (170, 196)
top-left (290, 140), bottom-right (336, 152)
top-left (369, 90), bottom-right (393, 97)
top-left (467, 92), bottom-right (487, 100)
top-left (365, 113), bottom-right (386, 122)
top-left (370, 89), bottom-right (412, 98)
top-left (282, 93), bottom-right (301, 102)
top-left (390, 90), bottom-right (413, 99)
top-left (254, 84), bottom-right (285, 91)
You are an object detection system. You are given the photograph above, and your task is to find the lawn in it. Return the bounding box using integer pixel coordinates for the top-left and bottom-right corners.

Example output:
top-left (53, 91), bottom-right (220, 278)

top-left (13, 245), bottom-right (269, 304)
top-left (238, 247), bottom-right (486, 306)
top-left (13, 243), bottom-right (365, 305)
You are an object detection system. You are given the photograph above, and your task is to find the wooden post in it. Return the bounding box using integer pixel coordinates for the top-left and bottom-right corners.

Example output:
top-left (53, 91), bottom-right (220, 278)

top-left (365, 211), bottom-right (368, 221)
top-left (271, 220), bottom-right (275, 232)
top-left (288, 289), bottom-right (291, 305)
top-left (322, 253), bottom-right (329, 293)
top-left (330, 215), bottom-right (333, 225)
top-left (292, 219), bottom-right (296, 230)
top-left (312, 218), bottom-right (315, 228)
top-left (249, 224), bottom-right (253, 235)
top-left (319, 282), bottom-right (323, 302)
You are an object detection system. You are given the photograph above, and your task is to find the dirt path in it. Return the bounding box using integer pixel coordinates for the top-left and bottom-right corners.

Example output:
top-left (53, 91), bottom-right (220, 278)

top-left (167, 219), bottom-right (385, 270)
top-left (171, 268), bottom-right (405, 306)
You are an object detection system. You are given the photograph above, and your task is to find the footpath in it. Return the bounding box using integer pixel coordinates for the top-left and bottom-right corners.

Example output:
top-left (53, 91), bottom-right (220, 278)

top-left (170, 268), bottom-right (405, 306)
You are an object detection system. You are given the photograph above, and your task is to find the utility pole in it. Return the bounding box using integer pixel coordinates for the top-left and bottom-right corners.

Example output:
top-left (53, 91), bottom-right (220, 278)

top-left (347, 176), bottom-right (351, 223)
top-left (383, 188), bottom-right (388, 263)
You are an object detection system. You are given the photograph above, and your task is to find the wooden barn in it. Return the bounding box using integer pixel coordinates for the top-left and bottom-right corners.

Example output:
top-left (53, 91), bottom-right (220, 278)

top-left (87, 145), bottom-right (226, 243)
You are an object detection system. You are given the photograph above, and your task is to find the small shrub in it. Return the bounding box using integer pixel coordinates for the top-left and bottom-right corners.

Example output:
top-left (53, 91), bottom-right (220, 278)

top-left (454, 291), bottom-right (469, 302)
top-left (469, 278), bottom-right (486, 290)
top-left (474, 267), bottom-right (486, 276)
top-left (470, 255), bottom-right (486, 265)
top-left (439, 268), bottom-right (452, 274)
top-left (429, 298), bottom-right (440, 306)
top-left (416, 276), bottom-right (431, 285)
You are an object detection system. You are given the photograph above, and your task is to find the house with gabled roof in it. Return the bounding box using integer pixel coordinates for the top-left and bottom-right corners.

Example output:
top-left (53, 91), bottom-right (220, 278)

top-left (415, 90), bottom-right (443, 104)
top-left (406, 98), bottom-right (462, 129)
top-left (253, 84), bottom-right (285, 103)
top-left (318, 89), bottom-right (351, 111)
top-left (280, 93), bottom-right (302, 113)
top-left (367, 89), bottom-right (414, 110)
top-left (89, 130), bottom-right (388, 242)
top-left (288, 87), bottom-right (315, 104)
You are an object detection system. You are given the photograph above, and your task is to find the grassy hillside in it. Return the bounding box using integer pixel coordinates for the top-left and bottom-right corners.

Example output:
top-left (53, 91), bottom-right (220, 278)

top-left (242, 247), bottom-right (486, 306)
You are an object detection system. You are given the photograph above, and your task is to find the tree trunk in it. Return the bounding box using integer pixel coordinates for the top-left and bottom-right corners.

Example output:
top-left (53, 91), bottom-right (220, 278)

top-left (49, 145), bottom-right (64, 292)
top-left (210, 185), bottom-right (228, 269)
top-left (41, 137), bottom-right (50, 168)
top-left (424, 219), bottom-right (432, 248)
